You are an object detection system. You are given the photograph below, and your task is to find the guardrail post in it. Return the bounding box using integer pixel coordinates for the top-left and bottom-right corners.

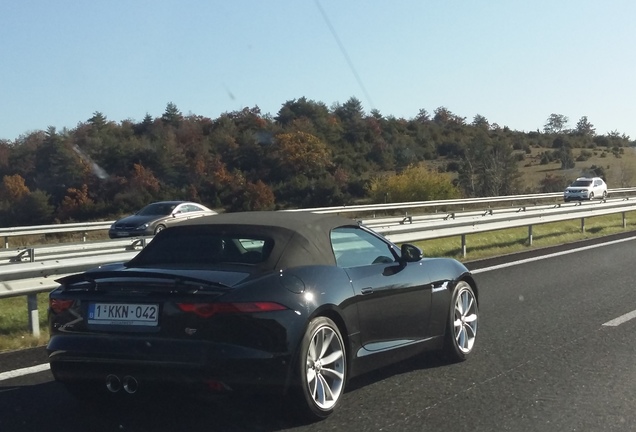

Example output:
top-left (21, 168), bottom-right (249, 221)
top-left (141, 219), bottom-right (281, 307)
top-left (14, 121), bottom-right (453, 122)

top-left (4, 236), bottom-right (7, 249)
top-left (461, 234), bottom-right (467, 258)
top-left (528, 225), bottom-right (533, 246)
top-left (82, 231), bottom-right (87, 242)
top-left (27, 294), bottom-right (40, 338)
top-left (581, 217), bottom-right (586, 233)
top-left (623, 212), bottom-right (627, 229)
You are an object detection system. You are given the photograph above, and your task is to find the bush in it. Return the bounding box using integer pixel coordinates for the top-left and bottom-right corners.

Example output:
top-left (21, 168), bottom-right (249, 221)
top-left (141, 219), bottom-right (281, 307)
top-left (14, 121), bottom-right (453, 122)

top-left (367, 165), bottom-right (460, 203)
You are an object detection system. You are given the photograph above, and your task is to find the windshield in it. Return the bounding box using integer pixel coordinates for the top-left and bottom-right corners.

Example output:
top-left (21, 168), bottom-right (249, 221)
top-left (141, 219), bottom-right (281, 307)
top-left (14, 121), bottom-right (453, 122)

top-left (570, 180), bottom-right (593, 187)
top-left (137, 203), bottom-right (178, 216)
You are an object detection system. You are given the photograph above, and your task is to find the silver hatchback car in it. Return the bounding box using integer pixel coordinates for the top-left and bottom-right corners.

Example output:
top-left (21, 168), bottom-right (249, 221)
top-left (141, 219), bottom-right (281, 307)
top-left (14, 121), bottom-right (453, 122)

top-left (563, 177), bottom-right (608, 202)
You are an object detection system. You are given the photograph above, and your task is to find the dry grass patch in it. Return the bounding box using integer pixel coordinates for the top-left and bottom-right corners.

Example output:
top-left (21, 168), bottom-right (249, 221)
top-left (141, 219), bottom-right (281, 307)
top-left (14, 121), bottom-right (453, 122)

top-left (519, 146), bottom-right (636, 189)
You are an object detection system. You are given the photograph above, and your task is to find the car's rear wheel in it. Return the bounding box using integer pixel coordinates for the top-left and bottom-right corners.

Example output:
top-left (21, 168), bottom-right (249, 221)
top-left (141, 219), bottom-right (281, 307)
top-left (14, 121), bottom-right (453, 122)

top-left (154, 224), bottom-right (166, 235)
top-left (443, 281), bottom-right (478, 362)
top-left (296, 316), bottom-right (346, 420)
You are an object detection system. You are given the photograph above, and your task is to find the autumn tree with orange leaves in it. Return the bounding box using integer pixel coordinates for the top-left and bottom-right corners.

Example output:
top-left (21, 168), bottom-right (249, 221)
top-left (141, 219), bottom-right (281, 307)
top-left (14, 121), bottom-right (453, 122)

top-left (57, 184), bottom-right (95, 221)
top-left (0, 174), bottom-right (30, 201)
top-left (271, 131), bottom-right (332, 179)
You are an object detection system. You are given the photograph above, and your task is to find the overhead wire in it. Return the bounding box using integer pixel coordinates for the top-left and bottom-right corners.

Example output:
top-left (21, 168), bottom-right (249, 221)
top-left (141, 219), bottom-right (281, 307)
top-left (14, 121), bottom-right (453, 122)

top-left (314, 0), bottom-right (375, 110)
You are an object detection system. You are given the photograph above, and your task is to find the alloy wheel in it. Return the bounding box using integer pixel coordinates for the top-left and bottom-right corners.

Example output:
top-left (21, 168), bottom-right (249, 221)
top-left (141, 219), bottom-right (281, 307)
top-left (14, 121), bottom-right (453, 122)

top-left (305, 324), bottom-right (345, 410)
top-left (453, 286), bottom-right (478, 353)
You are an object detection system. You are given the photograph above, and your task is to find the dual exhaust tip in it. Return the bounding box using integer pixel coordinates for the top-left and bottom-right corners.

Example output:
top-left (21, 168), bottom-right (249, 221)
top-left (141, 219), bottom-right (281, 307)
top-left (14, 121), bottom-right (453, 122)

top-left (106, 374), bottom-right (138, 394)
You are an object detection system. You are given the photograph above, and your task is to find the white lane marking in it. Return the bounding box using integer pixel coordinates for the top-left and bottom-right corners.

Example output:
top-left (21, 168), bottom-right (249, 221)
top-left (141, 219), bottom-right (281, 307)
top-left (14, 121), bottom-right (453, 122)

top-left (471, 236), bottom-right (636, 274)
top-left (603, 310), bottom-right (636, 327)
top-left (0, 363), bottom-right (50, 382)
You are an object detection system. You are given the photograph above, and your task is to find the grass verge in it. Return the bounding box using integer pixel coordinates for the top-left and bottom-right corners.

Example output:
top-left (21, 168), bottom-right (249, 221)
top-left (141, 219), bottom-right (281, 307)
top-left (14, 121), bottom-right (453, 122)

top-left (0, 293), bottom-right (49, 352)
top-left (416, 213), bottom-right (636, 260)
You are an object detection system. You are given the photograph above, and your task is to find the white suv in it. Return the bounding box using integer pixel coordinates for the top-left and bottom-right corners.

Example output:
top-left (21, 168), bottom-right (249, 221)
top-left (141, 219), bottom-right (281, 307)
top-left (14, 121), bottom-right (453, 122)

top-left (563, 177), bottom-right (607, 202)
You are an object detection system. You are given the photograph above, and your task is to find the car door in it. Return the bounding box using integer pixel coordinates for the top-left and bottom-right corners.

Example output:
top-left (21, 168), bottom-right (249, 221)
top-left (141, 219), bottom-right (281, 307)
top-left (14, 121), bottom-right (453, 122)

top-left (164, 203), bottom-right (189, 228)
top-left (593, 179), bottom-right (605, 197)
top-left (331, 227), bottom-right (432, 351)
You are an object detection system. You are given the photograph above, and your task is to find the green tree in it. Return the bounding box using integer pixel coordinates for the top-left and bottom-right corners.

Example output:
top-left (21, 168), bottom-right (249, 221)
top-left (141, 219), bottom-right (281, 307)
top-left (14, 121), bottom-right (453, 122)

top-left (472, 114), bottom-right (489, 129)
top-left (458, 133), bottom-right (521, 196)
top-left (88, 111), bottom-right (108, 129)
top-left (553, 137), bottom-right (575, 169)
top-left (34, 127), bottom-right (89, 202)
top-left (161, 102), bottom-right (183, 128)
top-left (574, 116), bottom-right (595, 136)
top-left (543, 113), bottom-right (569, 134)
top-left (333, 97), bottom-right (368, 153)
top-left (10, 190), bottom-right (54, 226)
top-left (433, 107), bottom-right (465, 127)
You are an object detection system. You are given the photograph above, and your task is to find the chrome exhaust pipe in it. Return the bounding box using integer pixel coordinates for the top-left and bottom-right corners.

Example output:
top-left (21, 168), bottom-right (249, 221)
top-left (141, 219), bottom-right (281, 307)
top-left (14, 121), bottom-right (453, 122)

top-left (105, 374), bottom-right (121, 393)
top-left (122, 375), bottom-right (138, 394)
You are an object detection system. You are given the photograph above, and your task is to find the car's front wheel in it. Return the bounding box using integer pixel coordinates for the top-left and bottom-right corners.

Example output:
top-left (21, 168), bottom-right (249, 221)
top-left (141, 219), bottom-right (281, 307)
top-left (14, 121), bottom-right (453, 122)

top-left (296, 316), bottom-right (346, 420)
top-left (443, 281), bottom-right (478, 362)
top-left (589, 192), bottom-right (595, 200)
top-left (154, 224), bottom-right (166, 235)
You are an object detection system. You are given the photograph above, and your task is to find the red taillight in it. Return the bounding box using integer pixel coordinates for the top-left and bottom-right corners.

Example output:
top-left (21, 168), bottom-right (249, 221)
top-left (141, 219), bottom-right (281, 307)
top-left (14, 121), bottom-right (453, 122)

top-left (176, 302), bottom-right (287, 318)
top-left (50, 299), bottom-right (74, 314)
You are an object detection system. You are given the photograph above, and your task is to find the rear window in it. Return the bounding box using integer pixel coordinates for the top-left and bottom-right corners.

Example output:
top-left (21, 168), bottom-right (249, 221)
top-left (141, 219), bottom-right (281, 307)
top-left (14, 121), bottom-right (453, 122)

top-left (131, 231), bottom-right (274, 266)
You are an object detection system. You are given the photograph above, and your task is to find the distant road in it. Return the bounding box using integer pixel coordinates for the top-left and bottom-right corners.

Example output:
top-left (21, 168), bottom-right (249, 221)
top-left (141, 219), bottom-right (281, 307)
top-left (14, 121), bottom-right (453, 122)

top-left (2, 234), bottom-right (636, 431)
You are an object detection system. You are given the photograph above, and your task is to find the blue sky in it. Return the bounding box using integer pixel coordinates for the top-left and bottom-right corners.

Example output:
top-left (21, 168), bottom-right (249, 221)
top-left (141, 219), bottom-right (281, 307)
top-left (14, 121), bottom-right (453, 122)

top-left (2, 0), bottom-right (635, 141)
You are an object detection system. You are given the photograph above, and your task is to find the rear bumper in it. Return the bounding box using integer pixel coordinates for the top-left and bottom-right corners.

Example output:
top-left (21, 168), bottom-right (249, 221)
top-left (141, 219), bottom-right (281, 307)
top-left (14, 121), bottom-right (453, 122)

top-left (47, 334), bottom-right (294, 393)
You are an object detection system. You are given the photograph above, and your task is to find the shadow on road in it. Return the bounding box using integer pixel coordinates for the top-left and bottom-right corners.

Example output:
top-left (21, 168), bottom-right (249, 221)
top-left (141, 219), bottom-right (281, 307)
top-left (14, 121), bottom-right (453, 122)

top-left (0, 352), bottom-right (454, 432)
top-left (0, 381), bottom-right (313, 432)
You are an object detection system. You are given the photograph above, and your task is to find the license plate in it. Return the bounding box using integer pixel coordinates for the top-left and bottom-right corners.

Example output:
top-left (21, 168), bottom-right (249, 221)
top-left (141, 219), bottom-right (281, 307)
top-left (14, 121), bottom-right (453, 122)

top-left (88, 303), bottom-right (159, 326)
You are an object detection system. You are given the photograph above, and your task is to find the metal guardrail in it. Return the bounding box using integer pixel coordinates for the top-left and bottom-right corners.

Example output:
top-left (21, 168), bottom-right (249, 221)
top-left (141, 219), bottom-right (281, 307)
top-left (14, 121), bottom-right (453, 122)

top-left (290, 187), bottom-right (636, 215)
top-left (3, 190), bottom-right (636, 336)
top-left (374, 197), bottom-right (636, 246)
top-left (0, 238), bottom-right (147, 265)
top-left (0, 221), bottom-right (113, 248)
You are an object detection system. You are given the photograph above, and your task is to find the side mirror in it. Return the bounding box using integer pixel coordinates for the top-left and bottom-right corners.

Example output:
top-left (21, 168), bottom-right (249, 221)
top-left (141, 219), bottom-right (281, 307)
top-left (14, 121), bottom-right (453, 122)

top-left (400, 243), bottom-right (423, 263)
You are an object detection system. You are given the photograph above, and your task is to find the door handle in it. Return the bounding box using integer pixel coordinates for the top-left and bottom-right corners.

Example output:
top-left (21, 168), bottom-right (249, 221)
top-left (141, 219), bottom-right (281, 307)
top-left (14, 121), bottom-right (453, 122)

top-left (361, 287), bottom-right (373, 295)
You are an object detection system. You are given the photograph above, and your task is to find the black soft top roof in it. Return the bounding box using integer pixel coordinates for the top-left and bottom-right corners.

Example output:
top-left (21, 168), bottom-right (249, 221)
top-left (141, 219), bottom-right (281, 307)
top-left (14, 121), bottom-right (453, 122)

top-left (180, 210), bottom-right (357, 232)
top-left (137, 211), bottom-right (361, 269)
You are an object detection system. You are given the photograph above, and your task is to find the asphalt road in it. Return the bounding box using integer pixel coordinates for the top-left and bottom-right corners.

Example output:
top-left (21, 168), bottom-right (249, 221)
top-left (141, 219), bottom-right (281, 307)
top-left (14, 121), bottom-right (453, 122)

top-left (2, 235), bottom-right (636, 432)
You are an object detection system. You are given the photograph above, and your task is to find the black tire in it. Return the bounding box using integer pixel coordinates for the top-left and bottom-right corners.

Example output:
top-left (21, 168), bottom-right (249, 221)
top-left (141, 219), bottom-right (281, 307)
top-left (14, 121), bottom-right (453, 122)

top-left (295, 316), bottom-right (347, 420)
top-left (589, 192), bottom-right (595, 200)
top-left (443, 281), bottom-right (478, 362)
top-left (602, 191), bottom-right (607, 199)
top-left (154, 224), bottom-right (166, 235)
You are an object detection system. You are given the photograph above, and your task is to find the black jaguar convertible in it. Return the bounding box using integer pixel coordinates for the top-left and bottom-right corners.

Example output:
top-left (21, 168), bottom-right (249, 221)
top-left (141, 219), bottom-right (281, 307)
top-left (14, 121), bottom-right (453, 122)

top-left (47, 211), bottom-right (479, 419)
